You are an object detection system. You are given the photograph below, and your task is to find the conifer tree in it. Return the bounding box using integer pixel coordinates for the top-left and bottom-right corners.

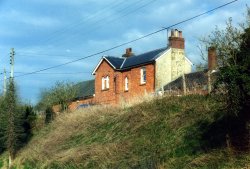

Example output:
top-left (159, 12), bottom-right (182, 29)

top-left (5, 79), bottom-right (23, 167)
top-left (0, 96), bottom-right (7, 153)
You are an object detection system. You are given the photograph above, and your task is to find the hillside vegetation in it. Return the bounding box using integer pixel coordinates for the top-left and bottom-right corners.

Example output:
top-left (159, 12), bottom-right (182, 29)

top-left (1, 95), bottom-right (249, 168)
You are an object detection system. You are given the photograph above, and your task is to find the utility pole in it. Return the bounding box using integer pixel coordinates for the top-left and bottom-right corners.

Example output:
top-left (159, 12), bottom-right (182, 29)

top-left (3, 68), bottom-right (7, 95)
top-left (10, 48), bottom-right (15, 79)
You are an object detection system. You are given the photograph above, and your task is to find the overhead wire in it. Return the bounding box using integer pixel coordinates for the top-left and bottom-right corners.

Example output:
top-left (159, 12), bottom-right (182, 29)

top-left (50, 0), bottom-right (157, 47)
top-left (17, 0), bottom-right (125, 51)
top-left (16, 0), bottom-right (150, 55)
top-left (10, 0), bottom-right (238, 79)
top-left (14, 72), bottom-right (91, 75)
top-left (13, 0), bottom-right (157, 65)
top-left (9, 0), bottom-right (154, 69)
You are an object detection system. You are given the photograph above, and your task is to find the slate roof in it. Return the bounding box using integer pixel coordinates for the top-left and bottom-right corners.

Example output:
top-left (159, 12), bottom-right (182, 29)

top-left (163, 70), bottom-right (219, 90)
top-left (93, 47), bottom-right (169, 74)
top-left (74, 79), bottom-right (95, 99)
top-left (121, 47), bottom-right (168, 69)
top-left (104, 56), bottom-right (124, 69)
top-left (163, 71), bottom-right (208, 90)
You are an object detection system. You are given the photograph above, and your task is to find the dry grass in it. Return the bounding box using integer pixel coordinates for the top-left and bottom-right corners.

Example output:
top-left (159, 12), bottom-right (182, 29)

top-left (8, 95), bottom-right (250, 169)
top-left (118, 92), bottom-right (156, 108)
top-left (13, 96), bottom-right (149, 168)
top-left (16, 105), bottom-right (120, 162)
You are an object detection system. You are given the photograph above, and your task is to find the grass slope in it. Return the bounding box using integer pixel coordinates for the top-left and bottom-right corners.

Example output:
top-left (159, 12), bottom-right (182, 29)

top-left (5, 95), bottom-right (250, 168)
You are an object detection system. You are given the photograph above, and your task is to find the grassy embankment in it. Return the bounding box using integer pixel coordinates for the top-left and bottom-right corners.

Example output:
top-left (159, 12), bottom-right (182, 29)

top-left (1, 95), bottom-right (249, 168)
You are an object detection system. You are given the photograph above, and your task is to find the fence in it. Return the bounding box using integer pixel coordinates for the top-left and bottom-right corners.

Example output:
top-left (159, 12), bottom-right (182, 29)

top-left (161, 70), bottom-right (218, 96)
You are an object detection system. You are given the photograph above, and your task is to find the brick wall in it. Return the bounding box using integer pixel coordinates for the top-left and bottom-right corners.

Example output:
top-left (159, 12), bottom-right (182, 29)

top-left (52, 97), bottom-right (95, 112)
top-left (94, 60), bottom-right (118, 104)
top-left (120, 64), bottom-right (155, 103)
top-left (68, 97), bottom-right (95, 111)
top-left (94, 60), bottom-right (155, 104)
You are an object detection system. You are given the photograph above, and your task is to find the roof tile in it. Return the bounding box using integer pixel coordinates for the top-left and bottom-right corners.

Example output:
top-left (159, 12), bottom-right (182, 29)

top-left (104, 47), bottom-right (168, 70)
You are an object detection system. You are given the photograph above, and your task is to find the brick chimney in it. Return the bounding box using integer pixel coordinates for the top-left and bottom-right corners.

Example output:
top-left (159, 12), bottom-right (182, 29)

top-left (208, 47), bottom-right (217, 70)
top-left (122, 48), bottom-right (134, 58)
top-left (168, 29), bottom-right (185, 49)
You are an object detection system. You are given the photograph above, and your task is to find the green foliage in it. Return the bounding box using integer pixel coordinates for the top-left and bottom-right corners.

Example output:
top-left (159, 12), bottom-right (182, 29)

top-left (195, 62), bottom-right (207, 71)
top-left (45, 107), bottom-right (54, 124)
top-left (0, 97), bottom-right (8, 153)
top-left (6, 79), bottom-right (20, 159)
top-left (20, 105), bottom-right (36, 145)
top-left (37, 81), bottom-right (77, 112)
top-left (200, 17), bottom-right (243, 67)
top-left (201, 8), bottom-right (250, 150)
top-left (0, 159), bottom-right (3, 168)
top-left (215, 27), bottom-right (250, 150)
top-left (0, 79), bottom-right (37, 159)
top-left (214, 22), bottom-right (249, 116)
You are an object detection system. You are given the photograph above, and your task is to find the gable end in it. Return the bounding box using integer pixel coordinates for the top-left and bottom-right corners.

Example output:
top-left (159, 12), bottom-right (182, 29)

top-left (92, 57), bottom-right (116, 75)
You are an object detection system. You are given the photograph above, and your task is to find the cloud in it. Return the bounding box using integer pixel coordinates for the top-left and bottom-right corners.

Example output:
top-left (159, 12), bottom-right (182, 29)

top-left (3, 10), bottom-right (61, 28)
top-left (0, 0), bottom-right (249, 104)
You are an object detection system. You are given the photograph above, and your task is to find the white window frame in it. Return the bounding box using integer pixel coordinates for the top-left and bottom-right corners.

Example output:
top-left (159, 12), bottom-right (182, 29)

top-left (140, 67), bottom-right (146, 84)
top-left (125, 77), bottom-right (129, 91)
top-left (102, 76), bottom-right (110, 90)
top-left (106, 76), bottom-right (109, 89)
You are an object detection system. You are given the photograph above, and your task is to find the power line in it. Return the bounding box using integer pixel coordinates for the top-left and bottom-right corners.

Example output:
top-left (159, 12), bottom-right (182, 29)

top-left (39, 0), bottom-right (131, 44)
top-left (16, 0), bottom-right (156, 60)
top-left (1, 72), bottom-right (92, 82)
top-left (51, 0), bottom-right (157, 48)
top-left (16, 0), bottom-right (151, 55)
top-left (1, 71), bottom-right (91, 74)
top-left (11, 0), bottom-right (238, 79)
top-left (17, 1), bottom-right (125, 51)
top-left (163, 0), bottom-right (238, 29)
top-left (16, 53), bottom-right (81, 58)
top-left (14, 72), bottom-right (91, 75)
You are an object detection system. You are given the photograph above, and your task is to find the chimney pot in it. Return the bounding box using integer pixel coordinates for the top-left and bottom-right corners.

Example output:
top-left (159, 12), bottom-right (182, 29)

top-left (179, 31), bottom-right (182, 38)
top-left (171, 29), bottom-right (175, 37)
top-left (123, 48), bottom-right (133, 58)
top-left (174, 29), bottom-right (178, 37)
top-left (168, 29), bottom-right (185, 49)
top-left (126, 48), bottom-right (132, 54)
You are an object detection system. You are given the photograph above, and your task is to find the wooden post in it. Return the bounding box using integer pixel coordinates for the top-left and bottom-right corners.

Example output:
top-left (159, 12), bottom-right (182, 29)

top-left (9, 153), bottom-right (12, 168)
top-left (182, 74), bottom-right (186, 95)
top-left (208, 70), bottom-right (211, 94)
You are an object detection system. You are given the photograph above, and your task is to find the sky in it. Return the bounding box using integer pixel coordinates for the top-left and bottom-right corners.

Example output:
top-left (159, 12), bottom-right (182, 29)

top-left (0, 0), bottom-right (249, 104)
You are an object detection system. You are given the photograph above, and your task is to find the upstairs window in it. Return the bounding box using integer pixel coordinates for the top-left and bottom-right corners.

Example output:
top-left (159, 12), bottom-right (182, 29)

top-left (140, 67), bottom-right (146, 84)
top-left (102, 76), bottom-right (109, 90)
top-left (125, 77), bottom-right (129, 91)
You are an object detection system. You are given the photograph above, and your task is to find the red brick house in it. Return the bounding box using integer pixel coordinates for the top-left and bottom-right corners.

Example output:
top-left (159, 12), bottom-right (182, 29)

top-left (90, 29), bottom-right (193, 105)
top-left (66, 29), bottom-right (193, 110)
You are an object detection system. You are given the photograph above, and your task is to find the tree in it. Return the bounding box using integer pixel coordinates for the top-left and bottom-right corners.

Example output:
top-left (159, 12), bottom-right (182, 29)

top-left (5, 79), bottom-right (22, 167)
top-left (195, 62), bottom-right (207, 71)
top-left (45, 107), bottom-right (54, 124)
top-left (51, 82), bottom-right (77, 111)
top-left (0, 96), bottom-right (7, 153)
top-left (37, 81), bottom-right (77, 112)
top-left (0, 86), bottom-right (36, 164)
top-left (200, 8), bottom-right (250, 151)
top-left (21, 105), bottom-right (36, 143)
